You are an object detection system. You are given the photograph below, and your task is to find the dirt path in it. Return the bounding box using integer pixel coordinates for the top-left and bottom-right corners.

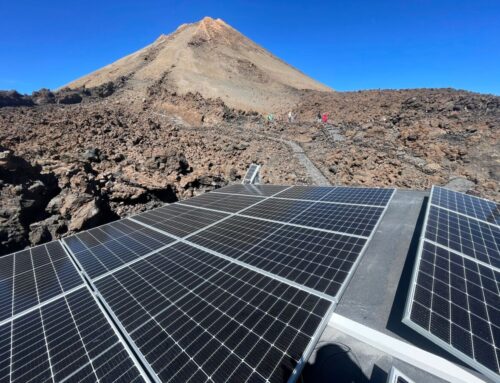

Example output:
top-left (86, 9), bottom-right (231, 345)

top-left (282, 139), bottom-right (331, 186)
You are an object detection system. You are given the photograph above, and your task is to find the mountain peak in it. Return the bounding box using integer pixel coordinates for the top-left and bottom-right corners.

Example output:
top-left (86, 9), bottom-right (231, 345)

top-left (66, 18), bottom-right (332, 112)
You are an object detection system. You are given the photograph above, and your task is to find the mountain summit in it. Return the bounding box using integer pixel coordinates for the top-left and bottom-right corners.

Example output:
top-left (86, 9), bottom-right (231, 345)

top-left (66, 17), bottom-right (332, 112)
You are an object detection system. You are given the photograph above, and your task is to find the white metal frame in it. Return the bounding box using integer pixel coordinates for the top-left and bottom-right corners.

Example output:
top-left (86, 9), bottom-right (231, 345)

top-left (387, 366), bottom-right (415, 383)
top-left (242, 163), bottom-right (261, 184)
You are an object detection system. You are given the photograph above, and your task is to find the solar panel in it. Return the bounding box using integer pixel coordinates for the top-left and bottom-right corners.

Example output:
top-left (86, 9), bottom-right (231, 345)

top-left (1, 287), bottom-right (145, 383)
top-left (273, 185), bottom-right (336, 201)
top-left (289, 202), bottom-right (384, 237)
top-left (188, 215), bottom-right (367, 298)
top-left (240, 198), bottom-right (384, 237)
top-left (425, 205), bottom-right (500, 269)
top-left (320, 186), bottom-right (394, 206)
top-left (241, 198), bottom-right (315, 223)
top-left (432, 186), bottom-right (500, 225)
top-left (213, 184), bottom-right (290, 197)
top-left (132, 203), bottom-right (228, 238)
top-left (94, 242), bottom-right (333, 383)
top-left (242, 163), bottom-right (260, 184)
top-left (404, 186), bottom-right (500, 381)
top-left (63, 218), bottom-right (175, 279)
top-left (178, 192), bottom-right (265, 213)
top-left (0, 241), bottom-right (83, 323)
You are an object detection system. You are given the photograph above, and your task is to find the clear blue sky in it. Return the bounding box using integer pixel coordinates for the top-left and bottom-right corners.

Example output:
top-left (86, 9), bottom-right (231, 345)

top-left (1, 0), bottom-right (499, 95)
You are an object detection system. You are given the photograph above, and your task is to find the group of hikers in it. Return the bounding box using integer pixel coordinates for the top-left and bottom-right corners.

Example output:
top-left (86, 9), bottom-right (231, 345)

top-left (266, 111), bottom-right (329, 124)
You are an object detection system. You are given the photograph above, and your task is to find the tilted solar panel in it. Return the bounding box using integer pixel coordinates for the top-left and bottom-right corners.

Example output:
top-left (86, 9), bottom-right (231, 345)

top-left (242, 163), bottom-right (259, 184)
top-left (178, 192), bottom-right (265, 213)
top-left (132, 203), bottom-right (228, 238)
top-left (273, 185), bottom-right (336, 201)
top-left (0, 287), bottom-right (145, 383)
top-left (404, 186), bottom-right (500, 381)
top-left (188, 216), bottom-right (367, 298)
top-left (432, 186), bottom-right (500, 225)
top-left (93, 242), bottom-right (333, 383)
top-left (320, 186), bottom-right (394, 207)
top-left (63, 218), bottom-right (176, 279)
top-left (0, 241), bottom-right (83, 323)
top-left (213, 184), bottom-right (290, 197)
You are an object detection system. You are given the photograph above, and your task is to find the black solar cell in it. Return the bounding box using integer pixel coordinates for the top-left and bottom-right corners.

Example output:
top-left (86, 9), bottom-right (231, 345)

top-left (409, 241), bottom-right (500, 376)
top-left (0, 241), bottom-right (83, 323)
top-left (320, 187), bottom-right (394, 206)
top-left (133, 203), bottom-right (228, 238)
top-left (188, 216), bottom-right (367, 298)
top-left (290, 202), bottom-right (383, 237)
top-left (432, 186), bottom-right (500, 225)
top-left (3, 288), bottom-right (145, 383)
top-left (273, 185), bottom-right (336, 201)
top-left (94, 242), bottom-right (332, 383)
top-left (213, 184), bottom-right (290, 197)
top-left (64, 218), bottom-right (175, 279)
top-left (425, 205), bottom-right (500, 269)
top-left (178, 192), bottom-right (264, 213)
top-left (241, 198), bottom-right (315, 222)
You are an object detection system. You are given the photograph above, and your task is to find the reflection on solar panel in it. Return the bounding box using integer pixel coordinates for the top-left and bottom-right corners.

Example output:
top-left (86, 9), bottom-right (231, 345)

top-left (242, 163), bottom-right (260, 184)
top-left (274, 185), bottom-right (336, 201)
top-left (320, 187), bottom-right (394, 206)
top-left (241, 198), bottom-right (384, 237)
top-left (404, 186), bottom-right (500, 380)
top-left (432, 186), bottom-right (500, 225)
top-left (133, 203), bottom-right (228, 238)
top-left (0, 184), bottom-right (396, 383)
top-left (179, 192), bottom-right (264, 213)
top-left (94, 242), bottom-right (333, 383)
top-left (64, 218), bottom-right (175, 279)
top-left (0, 241), bottom-right (83, 323)
top-left (213, 184), bottom-right (290, 197)
top-left (0, 287), bottom-right (144, 383)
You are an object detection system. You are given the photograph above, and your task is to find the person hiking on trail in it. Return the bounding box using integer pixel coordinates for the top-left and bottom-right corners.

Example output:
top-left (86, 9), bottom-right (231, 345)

top-left (317, 112), bottom-right (322, 123)
top-left (322, 113), bottom-right (329, 123)
top-left (288, 111), bottom-right (293, 123)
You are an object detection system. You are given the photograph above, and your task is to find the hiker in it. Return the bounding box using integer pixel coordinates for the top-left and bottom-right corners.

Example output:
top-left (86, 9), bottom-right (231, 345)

top-left (322, 113), bottom-right (329, 123)
top-left (317, 112), bottom-right (322, 123)
top-left (288, 111), bottom-right (293, 123)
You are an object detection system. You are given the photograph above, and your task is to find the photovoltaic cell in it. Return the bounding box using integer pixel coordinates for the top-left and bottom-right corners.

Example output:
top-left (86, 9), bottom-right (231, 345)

top-left (409, 242), bottom-right (499, 376)
top-left (2, 287), bottom-right (144, 383)
top-left (432, 186), bottom-right (500, 225)
top-left (64, 218), bottom-right (175, 279)
top-left (242, 164), bottom-right (259, 184)
top-left (425, 205), bottom-right (500, 269)
top-left (241, 198), bottom-right (315, 223)
top-left (290, 202), bottom-right (384, 237)
top-left (0, 241), bottom-right (83, 323)
top-left (178, 192), bottom-right (264, 213)
top-left (406, 186), bottom-right (500, 381)
top-left (274, 186), bottom-right (336, 201)
top-left (133, 203), bottom-right (228, 238)
top-left (94, 242), bottom-right (332, 383)
top-left (213, 184), bottom-right (290, 197)
top-left (188, 216), bottom-right (367, 297)
top-left (320, 187), bottom-right (394, 206)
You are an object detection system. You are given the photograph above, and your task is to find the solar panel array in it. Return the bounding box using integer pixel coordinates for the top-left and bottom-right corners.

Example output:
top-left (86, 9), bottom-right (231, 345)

top-left (404, 186), bottom-right (500, 381)
top-left (0, 184), bottom-right (396, 383)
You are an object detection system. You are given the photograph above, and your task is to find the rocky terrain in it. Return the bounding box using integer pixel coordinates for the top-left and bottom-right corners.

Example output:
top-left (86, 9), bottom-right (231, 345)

top-left (0, 17), bottom-right (498, 255)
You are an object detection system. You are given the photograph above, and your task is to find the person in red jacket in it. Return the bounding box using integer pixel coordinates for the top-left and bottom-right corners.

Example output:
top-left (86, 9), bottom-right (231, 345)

top-left (322, 113), bottom-right (329, 123)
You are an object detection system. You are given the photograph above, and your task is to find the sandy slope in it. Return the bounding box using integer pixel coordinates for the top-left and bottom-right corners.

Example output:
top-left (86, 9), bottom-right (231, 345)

top-left (66, 17), bottom-right (332, 113)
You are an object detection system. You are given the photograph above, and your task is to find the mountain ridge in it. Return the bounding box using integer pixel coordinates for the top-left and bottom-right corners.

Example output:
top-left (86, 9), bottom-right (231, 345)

top-left (66, 17), bottom-right (332, 113)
